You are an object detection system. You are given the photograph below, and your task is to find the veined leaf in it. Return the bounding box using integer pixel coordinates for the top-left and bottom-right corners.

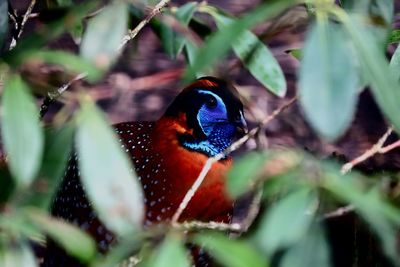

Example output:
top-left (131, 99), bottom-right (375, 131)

top-left (299, 20), bottom-right (358, 141)
top-left (76, 98), bottom-right (144, 235)
top-left (183, 0), bottom-right (297, 80)
top-left (212, 12), bottom-right (286, 97)
top-left (81, 2), bottom-right (128, 69)
top-left (1, 75), bottom-right (44, 187)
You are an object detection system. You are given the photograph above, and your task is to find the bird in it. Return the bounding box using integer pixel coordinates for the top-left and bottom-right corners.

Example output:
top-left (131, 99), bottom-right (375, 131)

top-left (41, 76), bottom-right (247, 267)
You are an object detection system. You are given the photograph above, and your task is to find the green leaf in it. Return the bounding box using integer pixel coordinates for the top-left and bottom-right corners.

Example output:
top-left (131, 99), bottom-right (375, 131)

top-left (26, 208), bottom-right (96, 263)
top-left (21, 125), bottom-right (75, 209)
top-left (183, 0), bottom-right (297, 80)
top-left (338, 13), bottom-right (400, 138)
top-left (322, 169), bottom-right (400, 265)
top-left (390, 44), bottom-right (400, 80)
top-left (285, 48), bottom-right (302, 60)
top-left (388, 29), bottom-right (400, 44)
top-left (280, 223), bottom-right (331, 267)
top-left (299, 20), bottom-right (358, 141)
top-left (21, 50), bottom-right (102, 82)
top-left (76, 98), bottom-right (144, 235)
top-left (256, 189), bottom-right (317, 256)
top-left (149, 235), bottom-right (191, 267)
top-left (212, 12), bottom-right (286, 97)
top-left (0, 242), bottom-right (37, 267)
top-left (193, 233), bottom-right (267, 267)
top-left (1, 75), bottom-right (44, 187)
top-left (0, 0), bottom-right (7, 49)
top-left (160, 2), bottom-right (198, 59)
top-left (227, 152), bottom-right (270, 198)
top-left (80, 2), bottom-right (128, 69)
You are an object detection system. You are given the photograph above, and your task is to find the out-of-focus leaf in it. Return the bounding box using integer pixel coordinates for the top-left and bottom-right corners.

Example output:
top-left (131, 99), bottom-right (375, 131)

top-left (256, 189), bottom-right (317, 256)
top-left (280, 223), bottom-right (331, 267)
top-left (299, 20), bottom-right (358, 141)
top-left (193, 233), bottom-right (267, 267)
top-left (227, 152), bottom-right (270, 198)
top-left (20, 125), bottom-right (75, 209)
top-left (160, 2), bottom-right (198, 58)
top-left (183, 0), bottom-right (297, 80)
top-left (26, 208), bottom-right (96, 263)
top-left (388, 29), bottom-right (400, 44)
top-left (338, 14), bottom-right (400, 137)
top-left (81, 2), bottom-right (128, 69)
top-left (1, 75), bottom-right (44, 187)
top-left (285, 48), bottom-right (302, 60)
top-left (323, 168), bottom-right (400, 265)
top-left (0, 0), bottom-right (7, 49)
top-left (212, 12), bottom-right (286, 97)
top-left (76, 98), bottom-right (144, 235)
top-left (390, 44), bottom-right (400, 80)
top-left (21, 50), bottom-right (102, 82)
top-left (56, 0), bottom-right (73, 7)
top-left (0, 242), bottom-right (37, 267)
top-left (148, 235), bottom-right (191, 267)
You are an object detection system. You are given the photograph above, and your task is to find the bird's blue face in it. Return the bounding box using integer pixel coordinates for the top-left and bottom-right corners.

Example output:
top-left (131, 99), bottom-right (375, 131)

top-left (181, 89), bottom-right (247, 157)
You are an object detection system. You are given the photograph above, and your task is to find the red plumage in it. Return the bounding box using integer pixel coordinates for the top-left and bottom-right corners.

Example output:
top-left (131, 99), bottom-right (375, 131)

top-left (42, 77), bottom-right (245, 267)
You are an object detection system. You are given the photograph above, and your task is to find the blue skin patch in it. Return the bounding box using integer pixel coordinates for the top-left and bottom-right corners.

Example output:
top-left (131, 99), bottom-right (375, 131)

top-left (182, 90), bottom-right (237, 157)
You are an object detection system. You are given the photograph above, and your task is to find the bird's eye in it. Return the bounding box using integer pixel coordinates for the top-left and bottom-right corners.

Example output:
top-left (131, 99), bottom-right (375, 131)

top-left (205, 96), bottom-right (217, 109)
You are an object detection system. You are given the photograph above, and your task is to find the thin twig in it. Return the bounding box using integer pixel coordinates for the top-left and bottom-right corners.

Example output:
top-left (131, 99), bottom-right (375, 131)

top-left (171, 97), bottom-right (297, 224)
top-left (9, 0), bottom-right (36, 50)
top-left (341, 126), bottom-right (394, 174)
top-left (322, 205), bottom-right (354, 220)
top-left (118, 0), bottom-right (170, 50)
top-left (172, 221), bottom-right (242, 232)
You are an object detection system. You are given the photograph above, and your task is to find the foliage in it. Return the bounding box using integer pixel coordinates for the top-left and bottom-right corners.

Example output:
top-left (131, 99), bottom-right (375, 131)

top-left (0, 0), bottom-right (400, 266)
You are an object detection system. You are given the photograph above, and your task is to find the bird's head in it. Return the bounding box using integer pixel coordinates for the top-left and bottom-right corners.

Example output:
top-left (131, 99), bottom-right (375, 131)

top-left (164, 77), bottom-right (247, 157)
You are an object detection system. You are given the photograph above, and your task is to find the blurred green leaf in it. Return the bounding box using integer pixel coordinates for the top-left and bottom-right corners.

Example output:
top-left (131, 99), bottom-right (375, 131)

top-left (0, 0), bottom-right (7, 50)
top-left (76, 97), bottom-right (144, 236)
top-left (337, 13), bottom-right (400, 138)
top-left (21, 50), bottom-right (102, 82)
top-left (227, 152), bottom-right (270, 198)
top-left (184, 0), bottom-right (297, 80)
top-left (20, 125), bottom-right (75, 209)
top-left (323, 169), bottom-right (400, 265)
top-left (285, 48), bottom-right (302, 60)
top-left (81, 2), bottom-right (128, 69)
top-left (388, 29), bottom-right (400, 44)
top-left (56, 0), bottom-right (73, 7)
top-left (212, 12), bottom-right (286, 97)
top-left (256, 189), bottom-right (317, 256)
top-left (193, 233), bottom-right (267, 267)
top-left (0, 242), bottom-right (37, 267)
top-left (390, 44), bottom-right (400, 80)
top-left (299, 20), bottom-right (358, 141)
top-left (1, 75), bottom-right (44, 187)
top-left (148, 235), bottom-right (191, 267)
top-left (160, 2), bottom-right (198, 59)
top-left (26, 208), bottom-right (96, 263)
top-left (280, 223), bottom-right (331, 267)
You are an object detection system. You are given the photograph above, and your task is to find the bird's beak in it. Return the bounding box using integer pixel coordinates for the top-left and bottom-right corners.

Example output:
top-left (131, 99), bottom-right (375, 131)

top-left (235, 111), bottom-right (248, 137)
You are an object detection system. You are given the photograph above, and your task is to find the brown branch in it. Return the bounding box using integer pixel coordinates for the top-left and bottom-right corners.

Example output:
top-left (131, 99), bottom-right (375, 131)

top-left (118, 0), bottom-right (170, 50)
top-left (171, 97), bottom-right (297, 224)
top-left (341, 126), bottom-right (396, 174)
top-left (9, 0), bottom-right (36, 50)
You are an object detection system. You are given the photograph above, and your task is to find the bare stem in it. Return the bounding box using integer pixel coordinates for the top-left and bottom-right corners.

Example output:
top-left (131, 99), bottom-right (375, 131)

top-left (118, 0), bottom-right (170, 51)
top-left (9, 0), bottom-right (36, 50)
top-left (341, 126), bottom-right (394, 174)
